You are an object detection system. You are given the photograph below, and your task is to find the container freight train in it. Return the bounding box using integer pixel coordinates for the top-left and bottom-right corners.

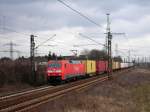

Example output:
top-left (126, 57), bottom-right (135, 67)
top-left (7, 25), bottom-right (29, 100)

top-left (47, 60), bottom-right (134, 82)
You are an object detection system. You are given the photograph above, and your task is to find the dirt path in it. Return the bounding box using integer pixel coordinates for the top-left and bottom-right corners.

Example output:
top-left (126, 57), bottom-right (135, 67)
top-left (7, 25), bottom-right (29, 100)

top-left (35, 68), bottom-right (150, 112)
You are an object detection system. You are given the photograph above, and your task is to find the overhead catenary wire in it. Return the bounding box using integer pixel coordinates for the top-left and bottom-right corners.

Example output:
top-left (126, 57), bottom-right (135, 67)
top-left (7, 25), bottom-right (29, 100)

top-left (35, 34), bottom-right (56, 49)
top-left (119, 34), bottom-right (133, 52)
top-left (0, 26), bottom-right (29, 37)
top-left (73, 44), bottom-right (98, 47)
top-left (78, 33), bottom-right (107, 47)
top-left (57, 0), bottom-right (102, 28)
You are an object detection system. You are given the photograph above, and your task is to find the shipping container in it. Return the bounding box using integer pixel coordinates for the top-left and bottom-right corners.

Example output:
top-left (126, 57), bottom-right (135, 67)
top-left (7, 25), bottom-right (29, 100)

top-left (96, 60), bottom-right (108, 74)
top-left (121, 63), bottom-right (126, 69)
top-left (121, 62), bottom-right (128, 68)
top-left (120, 62), bottom-right (134, 69)
top-left (112, 60), bottom-right (116, 70)
top-left (116, 62), bottom-right (121, 70)
top-left (82, 60), bottom-right (96, 76)
top-left (112, 61), bottom-right (121, 70)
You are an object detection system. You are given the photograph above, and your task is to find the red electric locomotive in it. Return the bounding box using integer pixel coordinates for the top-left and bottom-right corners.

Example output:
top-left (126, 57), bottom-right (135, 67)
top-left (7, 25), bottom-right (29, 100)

top-left (47, 60), bottom-right (85, 82)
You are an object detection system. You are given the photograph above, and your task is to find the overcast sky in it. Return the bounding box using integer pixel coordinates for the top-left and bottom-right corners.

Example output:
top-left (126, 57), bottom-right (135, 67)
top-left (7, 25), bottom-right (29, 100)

top-left (0, 0), bottom-right (150, 60)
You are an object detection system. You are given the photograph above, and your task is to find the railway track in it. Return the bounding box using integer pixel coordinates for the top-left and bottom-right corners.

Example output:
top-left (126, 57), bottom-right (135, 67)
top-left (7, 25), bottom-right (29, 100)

top-left (0, 68), bottom-right (133, 112)
top-left (0, 76), bottom-right (108, 112)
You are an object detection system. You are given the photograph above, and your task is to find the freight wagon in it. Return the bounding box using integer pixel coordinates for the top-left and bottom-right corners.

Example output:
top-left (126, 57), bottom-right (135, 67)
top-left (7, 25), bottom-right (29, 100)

top-left (82, 60), bottom-right (96, 76)
top-left (96, 61), bottom-right (108, 74)
top-left (121, 62), bottom-right (129, 69)
top-left (112, 61), bottom-right (121, 70)
top-left (120, 62), bottom-right (134, 69)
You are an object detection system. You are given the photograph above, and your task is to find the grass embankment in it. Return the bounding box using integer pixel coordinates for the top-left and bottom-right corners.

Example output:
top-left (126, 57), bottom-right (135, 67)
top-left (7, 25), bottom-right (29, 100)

top-left (35, 68), bottom-right (150, 112)
top-left (132, 83), bottom-right (150, 112)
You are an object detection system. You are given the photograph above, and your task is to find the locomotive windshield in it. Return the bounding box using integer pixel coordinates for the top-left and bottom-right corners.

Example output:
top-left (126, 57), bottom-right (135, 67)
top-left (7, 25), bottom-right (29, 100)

top-left (48, 63), bottom-right (61, 68)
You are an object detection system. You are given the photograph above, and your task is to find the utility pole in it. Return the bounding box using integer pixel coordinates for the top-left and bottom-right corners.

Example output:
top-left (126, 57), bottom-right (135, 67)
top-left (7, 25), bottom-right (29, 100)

top-left (115, 43), bottom-right (118, 57)
top-left (105, 14), bottom-right (125, 79)
top-left (106, 13), bottom-right (112, 79)
top-left (30, 34), bottom-right (56, 84)
top-left (30, 35), bottom-right (36, 84)
top-left (128, 50), bottom-right (131, 62)
top-left (10, 41), bottom-right (13, 60)
top-left (138, 56), bottom-right (140, 65)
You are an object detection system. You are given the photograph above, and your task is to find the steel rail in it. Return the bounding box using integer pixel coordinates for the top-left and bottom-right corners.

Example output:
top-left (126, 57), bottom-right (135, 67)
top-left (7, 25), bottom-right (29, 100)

top-left (0, 68), bottom-right (134, 112)
top-left (0, 76), bottom-right (108, 112)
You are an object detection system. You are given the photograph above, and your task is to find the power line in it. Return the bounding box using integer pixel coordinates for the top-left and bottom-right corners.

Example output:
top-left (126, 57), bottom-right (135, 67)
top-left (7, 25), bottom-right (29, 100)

top-left (73, 44), bottom-right (98, 47)
top-left (0, 26), bottom-right (29, 36)
top-left (120, 34), bottom-right (133, 51)
top-left (41, 44), bottom-right (58, 47)
top-left (57, 0), bottom-right (102, 28)
top-left (78, 33), bottom-right (107, 47)
top-left (35, 34), bottom-right (56, 49)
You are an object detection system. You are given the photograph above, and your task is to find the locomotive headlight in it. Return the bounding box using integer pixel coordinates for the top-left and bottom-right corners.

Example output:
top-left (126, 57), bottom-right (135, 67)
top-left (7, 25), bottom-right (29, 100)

top-left (56, 70), bottom-right (61, 72)
top-left (47, 70), bottom-right (53, 73)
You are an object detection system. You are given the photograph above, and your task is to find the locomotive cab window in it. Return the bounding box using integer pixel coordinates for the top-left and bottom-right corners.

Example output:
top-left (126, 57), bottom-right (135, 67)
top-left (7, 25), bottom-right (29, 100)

top-left (48, 63), bottom-right (61, 68)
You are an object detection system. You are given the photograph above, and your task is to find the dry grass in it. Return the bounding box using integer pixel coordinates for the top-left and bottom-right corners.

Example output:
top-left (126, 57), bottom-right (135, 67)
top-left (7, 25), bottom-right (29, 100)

top-left (132, 83), bottom-right (150, 112)
top-left (36, 68), bottom-right (150, 112)
top-left (0, 59), bottom-right (47, 95)
top-left (0, 60), bottom-right (31, 86)
top-left (0, 62), bottom-right (150, 112)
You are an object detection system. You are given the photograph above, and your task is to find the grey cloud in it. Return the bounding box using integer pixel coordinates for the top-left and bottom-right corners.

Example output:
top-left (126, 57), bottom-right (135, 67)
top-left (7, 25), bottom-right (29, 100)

top-left (0, 0), bottom-right (150, 36)
top-left (0, 0), bottom-right (98, 32)
top-left (0, 0), bottom-right (149, 38)
top-left (0, 0), bottom-right (150, 57)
